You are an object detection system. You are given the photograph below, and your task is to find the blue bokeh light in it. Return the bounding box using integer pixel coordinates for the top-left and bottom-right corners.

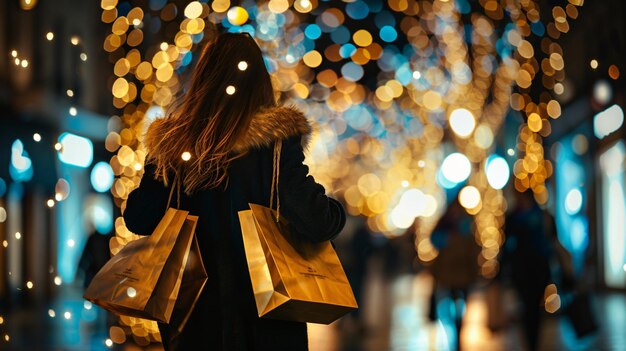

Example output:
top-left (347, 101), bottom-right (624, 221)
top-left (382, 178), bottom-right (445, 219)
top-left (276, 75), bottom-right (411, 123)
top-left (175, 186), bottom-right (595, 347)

top-left (380, 25), bottom-right (398, 42)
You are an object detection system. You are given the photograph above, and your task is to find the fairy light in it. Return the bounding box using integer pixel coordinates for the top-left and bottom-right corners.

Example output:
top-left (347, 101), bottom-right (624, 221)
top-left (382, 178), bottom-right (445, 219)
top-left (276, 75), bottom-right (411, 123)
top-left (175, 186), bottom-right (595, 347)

top-left (70, 36), bottom-right (80, 45)
top-left (15, 232), bottom-right (21, 240)
top-left (46, 32), bottom-right (54, 41)
top-left (181, 152), bottom-right (191, 161)
top-left (66, 89), bottom-right (74, 97)
top-left (33, 133), bottom-right (41, 142)
top-left (46, 199), bottom-right (55, 208)
top-left (69, 107), bottom-right (77, 116)
top-left (225, 85), bottom-right (236, 95)
top-left (237, 61), bottom-right (248, 71)
top-left (20, 60), bottom-right (28, 68)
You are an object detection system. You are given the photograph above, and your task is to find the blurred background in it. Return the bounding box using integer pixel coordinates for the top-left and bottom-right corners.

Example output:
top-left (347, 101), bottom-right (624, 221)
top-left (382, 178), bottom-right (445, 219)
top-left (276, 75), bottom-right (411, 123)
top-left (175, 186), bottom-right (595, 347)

top-left (0, 0), bottom-right (624, 350)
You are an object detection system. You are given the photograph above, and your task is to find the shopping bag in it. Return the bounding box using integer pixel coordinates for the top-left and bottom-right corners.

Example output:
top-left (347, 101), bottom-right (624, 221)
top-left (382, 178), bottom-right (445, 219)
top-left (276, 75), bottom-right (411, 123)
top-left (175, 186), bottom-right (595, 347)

top-left (84, 208), bottom-right (207, 326)
top-left (239, 203), bottom-right (358, 324)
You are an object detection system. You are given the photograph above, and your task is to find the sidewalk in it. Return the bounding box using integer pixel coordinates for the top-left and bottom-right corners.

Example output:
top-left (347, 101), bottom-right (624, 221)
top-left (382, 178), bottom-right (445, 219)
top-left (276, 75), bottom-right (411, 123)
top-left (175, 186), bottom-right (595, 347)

top-left (1, 272), bottom-right (624, 350)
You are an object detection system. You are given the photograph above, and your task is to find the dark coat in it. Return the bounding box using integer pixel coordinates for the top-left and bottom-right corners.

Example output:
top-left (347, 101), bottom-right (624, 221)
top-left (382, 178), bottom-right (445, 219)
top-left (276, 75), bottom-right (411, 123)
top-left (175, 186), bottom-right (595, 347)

top-left (123, 106), bottom-right (346, 351)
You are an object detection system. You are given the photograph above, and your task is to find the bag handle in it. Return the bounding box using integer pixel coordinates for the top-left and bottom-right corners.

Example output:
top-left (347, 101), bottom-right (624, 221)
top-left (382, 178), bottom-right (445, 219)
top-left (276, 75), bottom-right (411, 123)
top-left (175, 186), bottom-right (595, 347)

top-left (269, 141), bottom-right (282, 222)
top-left (166, 169), bottom-right (181, 210)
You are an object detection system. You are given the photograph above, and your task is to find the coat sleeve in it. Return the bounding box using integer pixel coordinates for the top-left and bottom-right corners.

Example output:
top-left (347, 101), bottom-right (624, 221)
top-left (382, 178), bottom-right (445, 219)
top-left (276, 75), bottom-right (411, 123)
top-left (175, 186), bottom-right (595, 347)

top-left (123, 163), bottom-right (170, 236)
top-left (278, 136), bottom-right (346, 243)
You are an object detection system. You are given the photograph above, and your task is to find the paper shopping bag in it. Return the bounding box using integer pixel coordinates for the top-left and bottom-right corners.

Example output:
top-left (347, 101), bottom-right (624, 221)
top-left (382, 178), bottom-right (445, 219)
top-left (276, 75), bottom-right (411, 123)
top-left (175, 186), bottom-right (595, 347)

top-left (84, 208), bottom-right (206, 325)
top-left (239, 203), bottom-right (357, 325)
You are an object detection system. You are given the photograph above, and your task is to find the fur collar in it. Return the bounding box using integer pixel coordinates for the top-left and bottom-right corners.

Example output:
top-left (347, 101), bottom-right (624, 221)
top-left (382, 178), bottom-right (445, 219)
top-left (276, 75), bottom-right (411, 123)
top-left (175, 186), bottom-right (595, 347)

top-left (232, 105), bottom-right (312, 153)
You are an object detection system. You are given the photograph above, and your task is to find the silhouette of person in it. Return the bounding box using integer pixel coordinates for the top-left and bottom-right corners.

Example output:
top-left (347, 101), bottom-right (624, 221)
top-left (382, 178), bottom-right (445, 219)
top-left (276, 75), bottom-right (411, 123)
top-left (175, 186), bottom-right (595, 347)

top-left (77, 230), bottom-right (114, 289)
top-left (77, 230), bottom-right (117, 333)
top-left (346, 221), bottom-right (375, 323)
top-left (429, 197), bottom-right (480, 351)
top-left (501, 190), bottom-right (553, 351)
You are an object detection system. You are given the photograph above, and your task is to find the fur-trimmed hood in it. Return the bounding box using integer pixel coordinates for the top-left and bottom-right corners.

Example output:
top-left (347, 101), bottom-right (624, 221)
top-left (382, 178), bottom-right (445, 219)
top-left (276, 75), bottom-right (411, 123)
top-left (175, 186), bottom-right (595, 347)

top-left (232, 105), bottom-right (313, 153)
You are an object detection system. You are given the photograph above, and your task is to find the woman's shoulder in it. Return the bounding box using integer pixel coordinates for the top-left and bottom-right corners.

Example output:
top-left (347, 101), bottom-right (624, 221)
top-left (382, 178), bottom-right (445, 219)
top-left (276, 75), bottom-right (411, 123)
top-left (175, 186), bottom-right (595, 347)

top-left (231, 105), bottom-right (313, 153)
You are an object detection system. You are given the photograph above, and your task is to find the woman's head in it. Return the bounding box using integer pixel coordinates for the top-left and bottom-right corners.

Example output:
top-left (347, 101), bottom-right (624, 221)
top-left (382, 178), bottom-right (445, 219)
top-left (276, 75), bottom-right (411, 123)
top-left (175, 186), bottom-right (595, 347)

top-left (145, 33), bottom-right (275, 192)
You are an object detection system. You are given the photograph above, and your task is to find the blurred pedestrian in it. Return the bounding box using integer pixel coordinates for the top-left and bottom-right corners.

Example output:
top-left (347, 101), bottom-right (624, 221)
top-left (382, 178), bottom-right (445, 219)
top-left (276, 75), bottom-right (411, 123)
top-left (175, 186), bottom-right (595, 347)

top-left (501, 190), bottom-right (553, 351)
top-left (429, 197), bottom-right (480, 351)
top-left (77, 230), bottom-right (114, 290)
top-left (77, 230), bottom-right (116, 332)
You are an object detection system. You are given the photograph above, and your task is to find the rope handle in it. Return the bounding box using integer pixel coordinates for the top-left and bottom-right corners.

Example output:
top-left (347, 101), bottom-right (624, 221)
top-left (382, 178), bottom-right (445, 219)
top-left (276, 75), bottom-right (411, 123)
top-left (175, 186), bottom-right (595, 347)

top-left (165, 169), bottom-right (181, 210)
top-left (269, 141), bottom-right (282, 222)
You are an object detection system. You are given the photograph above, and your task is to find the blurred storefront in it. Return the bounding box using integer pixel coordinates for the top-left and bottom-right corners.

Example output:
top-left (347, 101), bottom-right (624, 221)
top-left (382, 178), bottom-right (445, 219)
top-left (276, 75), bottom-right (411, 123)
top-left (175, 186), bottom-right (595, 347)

top-left (0, 0), bottom-right (114, 310)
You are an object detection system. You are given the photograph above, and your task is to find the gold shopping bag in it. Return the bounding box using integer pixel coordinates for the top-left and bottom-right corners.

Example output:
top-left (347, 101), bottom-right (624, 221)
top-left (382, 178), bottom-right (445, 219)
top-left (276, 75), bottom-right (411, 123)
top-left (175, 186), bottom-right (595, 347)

top-left (84, 175), bottom-right (207, 328)
top-left (238, 142), bottom-right (357, 324)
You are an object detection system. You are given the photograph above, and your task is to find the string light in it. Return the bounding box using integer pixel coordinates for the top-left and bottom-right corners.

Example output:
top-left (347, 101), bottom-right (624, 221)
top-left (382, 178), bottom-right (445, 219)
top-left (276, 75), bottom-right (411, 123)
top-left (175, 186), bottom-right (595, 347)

top-left (33, 133), bottom-right (41, 142)
top-left (46, 32), bottom-right (54, 41)
top-left (225, 85), bottom-right (236, 95)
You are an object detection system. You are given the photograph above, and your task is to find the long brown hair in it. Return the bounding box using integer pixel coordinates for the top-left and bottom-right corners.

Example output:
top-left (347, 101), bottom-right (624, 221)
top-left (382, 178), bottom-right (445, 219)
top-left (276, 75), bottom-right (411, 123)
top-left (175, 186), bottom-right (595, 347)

top-left (145, 33), bottom-right (276, 193)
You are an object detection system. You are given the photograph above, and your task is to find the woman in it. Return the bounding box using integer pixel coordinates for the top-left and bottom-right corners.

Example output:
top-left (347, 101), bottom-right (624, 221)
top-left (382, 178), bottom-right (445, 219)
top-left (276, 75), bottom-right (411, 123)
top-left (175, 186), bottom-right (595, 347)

top-left (123, 33), bottom-right (346, 350)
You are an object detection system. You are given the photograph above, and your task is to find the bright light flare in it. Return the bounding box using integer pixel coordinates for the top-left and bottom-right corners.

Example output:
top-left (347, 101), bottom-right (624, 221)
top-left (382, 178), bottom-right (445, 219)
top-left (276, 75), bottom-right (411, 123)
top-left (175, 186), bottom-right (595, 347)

top-left (449, 108), bottom-right (476, 138)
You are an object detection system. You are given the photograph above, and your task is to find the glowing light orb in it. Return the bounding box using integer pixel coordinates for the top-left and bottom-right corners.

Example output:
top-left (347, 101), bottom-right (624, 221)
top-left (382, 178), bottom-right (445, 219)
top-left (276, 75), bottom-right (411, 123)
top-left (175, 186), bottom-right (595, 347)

top-left (441, 153), bottom-right (471, 184)
top-left (486, 155), bottom-right (510, 190)
top-left (593, 80), bottom-right (612, 105)
top-left (459, 186), bottom-right (481, 209)
top-left (91, 162), bottom-right (114, 193)
top-left (449, 108), bottom-right (476, 138)
top-left (58, 132), bottom-right (93, 168)
top-left (565, 188), bottom-right (583, 215)
top-left (227, 6), bottom-right (249, 26)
